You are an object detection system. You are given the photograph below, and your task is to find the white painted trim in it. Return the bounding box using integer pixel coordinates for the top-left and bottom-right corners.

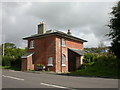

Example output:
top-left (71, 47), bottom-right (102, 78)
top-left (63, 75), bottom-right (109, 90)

top-left (29, 47), bottom-right (34, 49)
top-left (27, 54), bottom-right (33, 58)
top-left (21, 53), bottom-right (34, 58)
top-left (47, 64), bottom-right (53, 66)
top-left (62, 64), bottom-right (66, 66)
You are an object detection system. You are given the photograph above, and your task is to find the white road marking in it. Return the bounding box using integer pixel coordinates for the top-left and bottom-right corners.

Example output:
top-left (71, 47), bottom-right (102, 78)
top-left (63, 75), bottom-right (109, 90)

top-left (2, 75), bottom-right (24, 81)
top-left (40, 83), bottom-right (68, 89)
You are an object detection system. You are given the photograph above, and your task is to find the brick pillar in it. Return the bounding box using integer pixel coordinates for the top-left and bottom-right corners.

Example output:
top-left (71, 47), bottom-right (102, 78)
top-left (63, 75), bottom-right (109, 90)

top-left (27, 55), bottom-right (34, 70)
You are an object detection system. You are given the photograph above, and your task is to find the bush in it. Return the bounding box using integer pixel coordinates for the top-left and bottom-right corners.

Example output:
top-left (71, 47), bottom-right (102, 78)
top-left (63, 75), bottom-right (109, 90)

top-left (2, 56), bottom-right (15, 66)
top-left (83, 53), bottom-right (97, 63)
top-left (2, 56), bottom-right (21, 70)
top-left (37, 64), bottom-right (44, 67)
top-left (71, 54), bottom-right (119, 78)
top-left (11, 58), bottom-right (21, 68)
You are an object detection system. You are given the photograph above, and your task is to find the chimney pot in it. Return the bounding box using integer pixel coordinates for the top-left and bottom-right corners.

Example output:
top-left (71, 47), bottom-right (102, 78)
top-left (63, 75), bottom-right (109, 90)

top-left (67, 29), bottom-right (71, 35)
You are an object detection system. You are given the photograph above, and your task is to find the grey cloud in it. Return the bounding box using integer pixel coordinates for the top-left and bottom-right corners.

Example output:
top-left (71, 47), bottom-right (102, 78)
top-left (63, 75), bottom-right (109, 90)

top-left (2, 2), bottom-right (116, 48)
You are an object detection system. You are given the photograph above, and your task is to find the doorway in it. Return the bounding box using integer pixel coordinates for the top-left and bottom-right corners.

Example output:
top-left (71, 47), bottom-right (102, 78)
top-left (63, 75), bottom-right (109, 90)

top-left (68, 49), bottom-right (78, 72)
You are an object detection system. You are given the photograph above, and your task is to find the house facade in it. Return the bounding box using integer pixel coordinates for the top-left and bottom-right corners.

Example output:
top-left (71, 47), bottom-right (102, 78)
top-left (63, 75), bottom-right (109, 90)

top-left (21, 22), bottom-right (87, 72)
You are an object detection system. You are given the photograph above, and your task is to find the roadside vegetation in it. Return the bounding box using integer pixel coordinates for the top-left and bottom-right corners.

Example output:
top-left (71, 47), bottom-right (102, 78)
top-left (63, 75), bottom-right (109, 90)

top-left (0, 43), bottom-right (27, 71)
top-left (0, 1), bottom-right (119, 79)
top-left (70, 53), bottom-right (119, 78)
top-left (70, 1), bottom-right (120, 79)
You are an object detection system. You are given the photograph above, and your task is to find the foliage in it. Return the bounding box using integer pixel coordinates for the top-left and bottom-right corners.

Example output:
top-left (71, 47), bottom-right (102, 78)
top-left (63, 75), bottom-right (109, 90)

top-left (70, 54), bottom-right (119, 78)
top-left (84, 47), bottom-right (109, 54)
top-left (2, 43), bottom-right (16, 49)
top-left (107, 1), bottom-right (120, 58)
top-left (1, 43), bottom-right (27, 70)
top-left (2, 56), bottom-right (15, 66)
top-left (83, 53), bottom-right (97, 64)
top-left (37, 64), bottom-right (44, 67)
top-left (4, 47), bottom-right (27, 59)
top-left (0, 66), bottom-right (21, 71)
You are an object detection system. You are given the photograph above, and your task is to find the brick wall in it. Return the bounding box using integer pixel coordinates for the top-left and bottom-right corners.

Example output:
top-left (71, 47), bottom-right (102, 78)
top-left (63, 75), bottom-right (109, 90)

top-left (21, 58), bottom-right (27, 71)
top-left (28, 35), bottom-right (56, 71)
top-left (21, 55), bottom-right (34, 71)
top-left (66, 39), bottom-right (83, 50)
top-left (24, 35), bottom-right (83, 72)
top-left (27, 55), bottom-right (34, 70)
top-left (55, 36), bottom-right (83, 72)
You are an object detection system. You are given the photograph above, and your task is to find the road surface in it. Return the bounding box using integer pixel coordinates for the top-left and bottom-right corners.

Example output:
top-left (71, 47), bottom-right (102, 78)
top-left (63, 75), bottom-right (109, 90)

top-left (2, 69), bottom-right (118, 89)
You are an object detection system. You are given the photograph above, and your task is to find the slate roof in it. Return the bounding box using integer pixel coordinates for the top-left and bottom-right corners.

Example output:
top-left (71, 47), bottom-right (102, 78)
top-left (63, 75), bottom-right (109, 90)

top-left (69, 48), bottom-right (86, 56)
top-left (23, 30), bottom-right (87, 42)
top-left (21, 52), bottom-right (34, 58)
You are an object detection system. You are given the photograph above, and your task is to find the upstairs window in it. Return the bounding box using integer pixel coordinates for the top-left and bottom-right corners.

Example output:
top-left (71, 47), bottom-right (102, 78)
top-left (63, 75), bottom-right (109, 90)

top-left (47, 57), bottom-right (53, 66)
top-left (61, 38), bottom-right (66, 47)
top-left (62, 54), bottom-right (66, 66)
top-left (30, 40), bottom-right (34, 49)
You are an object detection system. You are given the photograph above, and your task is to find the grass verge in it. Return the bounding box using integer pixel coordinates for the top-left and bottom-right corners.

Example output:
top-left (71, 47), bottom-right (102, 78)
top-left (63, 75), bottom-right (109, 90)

top-left (69, 58), bottom-right (119, 79)
top-left (0, 66), bottom-right (21, 71)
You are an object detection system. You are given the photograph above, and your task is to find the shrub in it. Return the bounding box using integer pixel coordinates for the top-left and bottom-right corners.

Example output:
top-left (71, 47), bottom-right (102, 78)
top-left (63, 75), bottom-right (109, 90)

top-left (2, 56), bottom-right (15, 66)
top-left (73, 53), bottom-right (119, 78)
top-left (83, 53), bottom-right (97, 63)
top-left (37, 64), bottom-right (44, 67)
top-left (11, 58), bottom-right (21, 68)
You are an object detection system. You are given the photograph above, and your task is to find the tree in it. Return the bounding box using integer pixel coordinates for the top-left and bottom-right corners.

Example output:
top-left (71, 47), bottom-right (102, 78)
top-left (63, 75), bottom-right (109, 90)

top-left (3, 43), bottom-right (16, 49)
top-left (1, 43), bottom-right (27, 58)
top-left (1, 43), bottom-right (27, 67)
top-left (108, 1), bottom-right (120, 58)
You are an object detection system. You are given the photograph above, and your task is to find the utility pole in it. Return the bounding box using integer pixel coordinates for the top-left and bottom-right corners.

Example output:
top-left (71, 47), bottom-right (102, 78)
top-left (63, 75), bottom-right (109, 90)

top-left (2, 43), bottom-right (4, 56)
top-left (2, 35), bottom-right (5, 56)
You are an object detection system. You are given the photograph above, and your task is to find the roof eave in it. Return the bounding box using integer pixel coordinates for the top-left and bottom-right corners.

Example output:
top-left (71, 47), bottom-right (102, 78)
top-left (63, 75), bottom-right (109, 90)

top-left (22, 32), bottom-right (88, 42)
top-left (55, 32), bottom-right (87, 42)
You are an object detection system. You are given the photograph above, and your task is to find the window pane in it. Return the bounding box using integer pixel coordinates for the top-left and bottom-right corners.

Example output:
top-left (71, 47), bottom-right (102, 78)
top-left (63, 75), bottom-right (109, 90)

top-left (62, 54), bottom-right (66, 65)
top-left (62, 38), bottom-right (66, 46)
top-left (48, 57), bottom-right (53, 66)
top-left (30, 40), bottom-right (34, 48)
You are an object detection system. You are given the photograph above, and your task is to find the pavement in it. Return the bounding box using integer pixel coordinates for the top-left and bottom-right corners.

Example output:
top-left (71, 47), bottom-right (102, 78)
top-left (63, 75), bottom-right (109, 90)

top-left (2, 69), bottom-right (119, 89)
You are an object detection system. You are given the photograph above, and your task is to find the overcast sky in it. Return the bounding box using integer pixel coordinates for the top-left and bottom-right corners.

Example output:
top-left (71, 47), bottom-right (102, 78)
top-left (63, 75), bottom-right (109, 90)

top-left (1, 1), bottom-right (118, 48)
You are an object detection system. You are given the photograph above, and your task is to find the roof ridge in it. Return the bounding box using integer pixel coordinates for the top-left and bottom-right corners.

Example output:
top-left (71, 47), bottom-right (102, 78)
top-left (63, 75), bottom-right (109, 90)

top-left (23, 30), bottom-right (87, 42)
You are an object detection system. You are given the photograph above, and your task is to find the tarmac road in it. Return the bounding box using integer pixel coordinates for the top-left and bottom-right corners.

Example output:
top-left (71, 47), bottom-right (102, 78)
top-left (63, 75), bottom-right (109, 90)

top-left (2, 69), bottom-right (118, 89)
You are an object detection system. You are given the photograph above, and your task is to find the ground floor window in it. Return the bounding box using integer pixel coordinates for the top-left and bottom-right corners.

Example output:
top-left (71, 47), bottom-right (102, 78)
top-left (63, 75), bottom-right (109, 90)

top-left (47, 57), bottom-right (53, 66)
top-left (62, 54), bottom-right (66, 66)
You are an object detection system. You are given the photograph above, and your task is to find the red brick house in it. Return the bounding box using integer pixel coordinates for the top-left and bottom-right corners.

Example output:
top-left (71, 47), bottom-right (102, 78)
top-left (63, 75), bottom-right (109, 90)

top-left (21, 22), bottom-right (87, 72)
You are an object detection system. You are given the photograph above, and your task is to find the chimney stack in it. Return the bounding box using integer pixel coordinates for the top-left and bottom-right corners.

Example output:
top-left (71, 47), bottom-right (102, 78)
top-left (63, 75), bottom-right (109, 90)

top-left (67, 29), bottom-right (71, 35)
top-left (38, 21), bottom-right (46, 34)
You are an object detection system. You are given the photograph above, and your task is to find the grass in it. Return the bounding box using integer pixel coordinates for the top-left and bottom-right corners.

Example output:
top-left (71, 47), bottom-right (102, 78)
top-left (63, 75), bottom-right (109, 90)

top-left (69, 58), bottom-right (119, 78)
top-left (70, 67), bottom-right (118, 78)
top-left (0, 66), bottom-right (21, 71)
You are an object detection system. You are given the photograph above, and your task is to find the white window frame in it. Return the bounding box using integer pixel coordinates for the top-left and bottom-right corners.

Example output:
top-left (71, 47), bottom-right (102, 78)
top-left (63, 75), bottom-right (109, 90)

top-left (29, 40), bottom-right (34, 49)
top-left (47, 57), bottom-right (53, 66)
top-left (62, 54), bottom-right (66, 66)
top-left (61, 38), bottom-right (66, 47)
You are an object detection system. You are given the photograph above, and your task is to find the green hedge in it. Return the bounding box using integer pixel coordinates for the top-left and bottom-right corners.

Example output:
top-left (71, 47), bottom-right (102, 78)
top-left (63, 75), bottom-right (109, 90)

top-left (2, 56), bottom-right (21, 69)
top-left (2, 56), bottom-right (15, 66)
top-left (70, 54), bottom-right (119, 78)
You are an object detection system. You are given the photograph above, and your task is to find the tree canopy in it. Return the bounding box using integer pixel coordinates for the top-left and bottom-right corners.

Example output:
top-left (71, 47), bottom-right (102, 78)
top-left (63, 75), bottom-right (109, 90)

top-left (108, 1), bottom-right (120, 58)
top-left (1, 43), bottom-right (27, 58)
top-left (1, 43), bottom-right (27, 68)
